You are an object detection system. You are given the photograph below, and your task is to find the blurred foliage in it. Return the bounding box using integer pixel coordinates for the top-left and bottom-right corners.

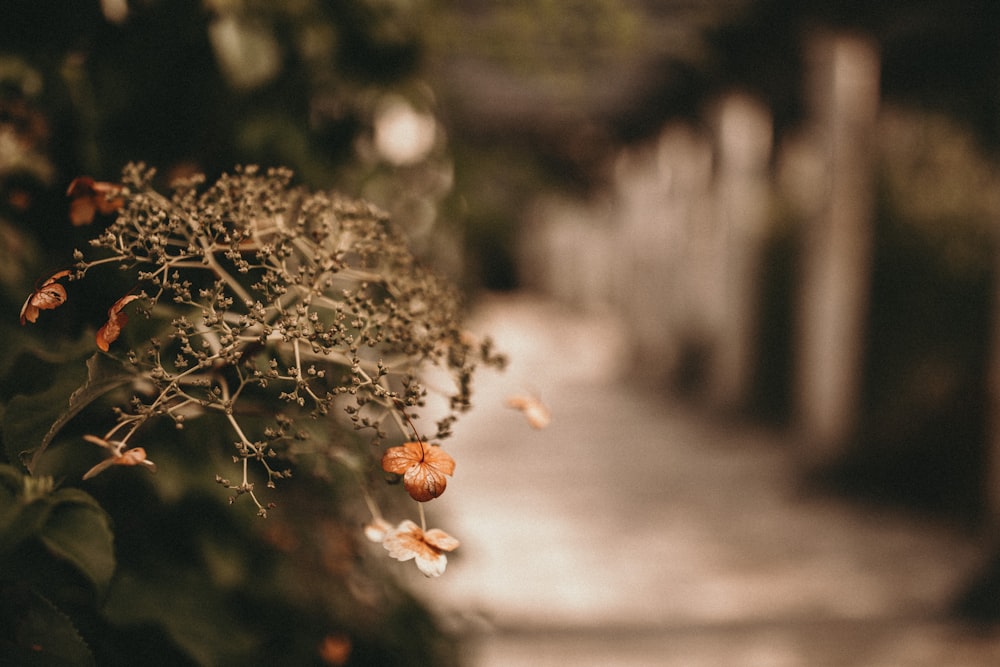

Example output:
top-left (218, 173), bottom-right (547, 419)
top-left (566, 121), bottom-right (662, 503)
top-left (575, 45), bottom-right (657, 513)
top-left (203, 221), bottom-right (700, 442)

top-left (841, 111), bottom-right (996, 520)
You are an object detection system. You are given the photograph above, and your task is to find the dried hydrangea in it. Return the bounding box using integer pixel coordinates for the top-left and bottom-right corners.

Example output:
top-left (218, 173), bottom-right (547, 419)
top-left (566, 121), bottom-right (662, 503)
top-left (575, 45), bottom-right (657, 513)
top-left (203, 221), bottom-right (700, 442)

top-left (22, 163), bottom-right (505, 571)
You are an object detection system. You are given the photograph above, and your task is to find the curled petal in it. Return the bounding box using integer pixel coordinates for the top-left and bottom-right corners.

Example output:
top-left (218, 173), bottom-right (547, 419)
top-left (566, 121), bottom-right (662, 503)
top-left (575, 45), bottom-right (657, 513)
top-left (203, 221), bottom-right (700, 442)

top-left (20, 270), bottom-right (71, 325)
top-left (116, 447), bottom-right (155, 469)
top-left (96, 313), bottom-right (127, 351)
top-left (82, 435), bottom-right (157, 479)
top-left (96, 294), bottom-right (139, 351)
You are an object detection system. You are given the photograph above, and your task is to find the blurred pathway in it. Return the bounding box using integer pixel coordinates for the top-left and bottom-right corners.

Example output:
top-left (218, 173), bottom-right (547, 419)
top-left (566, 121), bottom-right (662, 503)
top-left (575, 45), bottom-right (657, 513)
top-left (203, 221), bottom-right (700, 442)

top-left (408, 293), bottom-right (1000, 666)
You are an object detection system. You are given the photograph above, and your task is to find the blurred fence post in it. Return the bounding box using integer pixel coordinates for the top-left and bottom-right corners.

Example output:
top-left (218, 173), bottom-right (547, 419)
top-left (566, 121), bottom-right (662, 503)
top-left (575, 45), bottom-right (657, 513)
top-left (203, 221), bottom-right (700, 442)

top-left (707, 93), bottom-right (773, 411)
top-left (989, 227), bottom-right (1000, 524)
top-left (794, 32), bottom-right (880, 464)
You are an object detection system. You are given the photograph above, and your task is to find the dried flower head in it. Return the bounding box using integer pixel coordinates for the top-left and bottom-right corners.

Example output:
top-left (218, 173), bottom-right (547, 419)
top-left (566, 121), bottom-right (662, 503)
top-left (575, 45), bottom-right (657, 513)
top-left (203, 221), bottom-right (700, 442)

top-left (21, 163), bottom-right (508, 575)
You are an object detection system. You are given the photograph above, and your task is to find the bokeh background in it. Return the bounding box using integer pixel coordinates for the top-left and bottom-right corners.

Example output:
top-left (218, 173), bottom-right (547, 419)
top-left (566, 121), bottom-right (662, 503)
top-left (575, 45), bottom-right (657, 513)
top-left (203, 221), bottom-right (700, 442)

top-left (5, 0), bottom-right (1000, 665)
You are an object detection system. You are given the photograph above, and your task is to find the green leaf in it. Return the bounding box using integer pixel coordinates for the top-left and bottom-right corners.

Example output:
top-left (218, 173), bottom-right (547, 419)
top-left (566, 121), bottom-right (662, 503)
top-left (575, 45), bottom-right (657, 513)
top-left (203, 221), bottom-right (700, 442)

top-left (1, 354), bottom-right (132, 473)
top-left (37, 492), bottom-right (116, 596)
top-left (0, 585), bottom-right (96, 667)
top-left (0, 468), bottom-right (115, 597)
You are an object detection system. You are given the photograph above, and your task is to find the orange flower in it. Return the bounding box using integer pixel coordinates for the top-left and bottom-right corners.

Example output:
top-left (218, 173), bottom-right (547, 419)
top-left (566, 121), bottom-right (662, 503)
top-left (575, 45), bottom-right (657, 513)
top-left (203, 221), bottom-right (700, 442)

top-left (96, 294), bottom-right (140, 351)
top-left (381, 440), bottom-right (455, 502)
top-left (19, 269), bottom-right (71, 325)
top-left (67, 176), bottom-right (124, 225)
top-left (82, 434), bottom-right (157, 480)
top-left (506, 393), bottom-right (551, 429)
top-left (382, 520), bottom-right (459, 577)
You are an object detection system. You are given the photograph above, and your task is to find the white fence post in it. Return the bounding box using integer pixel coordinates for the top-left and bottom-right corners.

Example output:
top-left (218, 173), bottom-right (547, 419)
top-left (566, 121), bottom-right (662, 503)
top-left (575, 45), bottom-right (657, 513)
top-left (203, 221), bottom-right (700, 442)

top-left (794, 31), bottom-right (881, 463)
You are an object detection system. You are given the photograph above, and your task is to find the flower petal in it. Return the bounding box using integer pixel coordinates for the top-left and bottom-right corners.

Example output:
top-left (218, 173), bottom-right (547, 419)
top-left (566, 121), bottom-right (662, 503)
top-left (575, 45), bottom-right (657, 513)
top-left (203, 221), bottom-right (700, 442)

top-left (363, 518), bottom-right (393, 543)
top-left (20, 270), bottom-right (71, 325)
top-left (96, 312), bottom-right (126, 351)
top-left (422, 528), bottom-right (460, 552)
top-left (421, 443), bottom-right (456, 476)
top-left (414, 551), bottom-right (448, 577)
top-left (403, 463), bottom-right (449, 502)
top-left (380, 440), bottom-right (422, 475)
top-left (96, 294), bottom-right (140, 350)
top-left (382, 520), bottom-right (423, 562)
top-left (506, 394), bottom-right (551, 429)
top-left (67, 177), bottom-right (124, 225)
top-left (381, 520), bottom-right (455, 577)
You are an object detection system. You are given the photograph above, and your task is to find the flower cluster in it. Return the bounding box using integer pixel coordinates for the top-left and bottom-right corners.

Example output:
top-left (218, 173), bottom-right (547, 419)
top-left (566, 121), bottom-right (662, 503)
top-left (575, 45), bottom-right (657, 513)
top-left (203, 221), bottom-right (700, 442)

top-left (20, 164), bottom-right (505, 574)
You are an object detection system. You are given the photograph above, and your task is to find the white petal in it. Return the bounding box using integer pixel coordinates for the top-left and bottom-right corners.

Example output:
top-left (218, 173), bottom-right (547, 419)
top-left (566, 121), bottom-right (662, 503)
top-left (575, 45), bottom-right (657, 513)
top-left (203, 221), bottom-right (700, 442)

top-left (415, 552), bottom-right (447, 577)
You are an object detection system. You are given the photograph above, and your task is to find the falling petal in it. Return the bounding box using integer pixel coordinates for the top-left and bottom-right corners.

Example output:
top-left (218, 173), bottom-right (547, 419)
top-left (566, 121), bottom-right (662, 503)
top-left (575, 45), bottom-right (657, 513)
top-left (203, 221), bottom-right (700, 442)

top-left (506, 394), bottom-right (551, 429)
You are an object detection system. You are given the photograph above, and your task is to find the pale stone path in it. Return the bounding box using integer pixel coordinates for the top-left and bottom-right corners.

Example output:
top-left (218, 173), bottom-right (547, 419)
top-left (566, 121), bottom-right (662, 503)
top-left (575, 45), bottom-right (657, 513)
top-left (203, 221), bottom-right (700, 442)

top-left (404, 293), bottom-right (1000, 666)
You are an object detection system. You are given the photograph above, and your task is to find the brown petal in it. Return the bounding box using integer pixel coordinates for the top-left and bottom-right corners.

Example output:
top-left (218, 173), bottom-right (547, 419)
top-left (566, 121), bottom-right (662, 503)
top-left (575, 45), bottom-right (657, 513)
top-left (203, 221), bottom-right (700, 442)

top-left (19, 270), bottom-right (71, 324)
top-left (403, 462), bottom-right (449, 502)
top-left (69, 197), bottom-right (97, 226)
top-left (96, 312), bottom-right (126, 351)
top-left (96, 294), bottom-right (139, 350)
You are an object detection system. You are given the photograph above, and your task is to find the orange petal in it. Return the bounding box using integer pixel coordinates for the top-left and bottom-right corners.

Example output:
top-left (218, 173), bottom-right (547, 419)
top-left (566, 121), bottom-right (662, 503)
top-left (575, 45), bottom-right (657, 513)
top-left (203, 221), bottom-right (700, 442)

top-left (19, 270), bottom-right (71, 324)
top-left (403, 463), bottom-right (449, 502)
top-left (96, 294), bottom-right (139, 350)
top-left (115, 447), bottom-right (153, 468)
top-left (67, 176), bottom-right (124, 225)
top-left (382, 441), bottom-right (455, 502)
top-left (420, 442), bottom-right (456, 476)
top-left (19, 298), bottom-right (39, 324)
top-left (380, 440), bottom-right (423, 475)
top-left (96, 312), bottom-right (126, 351)
top-left (69, 197), bottom-right (97, 226)
top-left (318, 634), bottom-right (352, 666)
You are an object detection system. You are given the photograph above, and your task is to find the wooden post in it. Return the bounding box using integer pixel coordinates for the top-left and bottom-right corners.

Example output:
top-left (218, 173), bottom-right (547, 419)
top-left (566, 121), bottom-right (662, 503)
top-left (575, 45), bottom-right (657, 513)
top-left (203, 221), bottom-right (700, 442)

top-left (708, 92), bottom-right (773, 411)
top-left (795, 32), bottom-right (880, 463)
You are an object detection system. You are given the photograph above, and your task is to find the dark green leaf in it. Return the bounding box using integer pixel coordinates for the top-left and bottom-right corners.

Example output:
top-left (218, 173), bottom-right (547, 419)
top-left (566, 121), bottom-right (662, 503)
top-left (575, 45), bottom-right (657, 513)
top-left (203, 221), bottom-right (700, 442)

top-left (38, 496), bottom-right (116, 597)
top-left (1, 354), bottom-right (132, 473)
top-left (0, 585), bottom-right (96, 666)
